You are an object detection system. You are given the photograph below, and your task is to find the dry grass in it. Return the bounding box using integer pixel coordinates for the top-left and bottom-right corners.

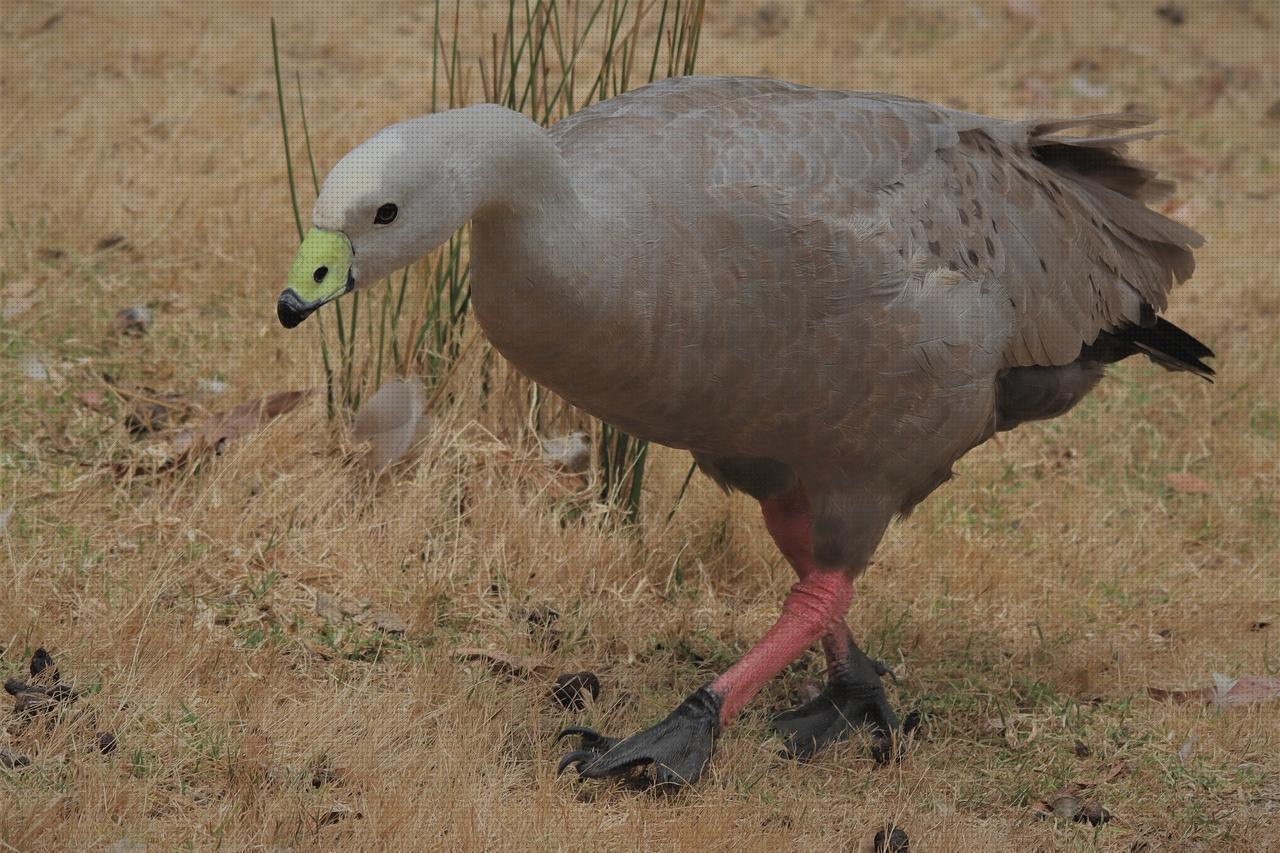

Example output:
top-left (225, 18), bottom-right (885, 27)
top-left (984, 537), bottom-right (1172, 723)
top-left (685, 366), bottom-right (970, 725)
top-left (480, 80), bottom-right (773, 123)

top-left (2, 1), bottom-right (1279, 850)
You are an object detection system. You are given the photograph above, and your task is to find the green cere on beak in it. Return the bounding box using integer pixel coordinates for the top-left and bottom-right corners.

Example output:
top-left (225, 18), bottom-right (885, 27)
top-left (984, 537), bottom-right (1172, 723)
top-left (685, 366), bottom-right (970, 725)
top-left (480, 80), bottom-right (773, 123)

top-left (277, 228), bottom-right (354, 328)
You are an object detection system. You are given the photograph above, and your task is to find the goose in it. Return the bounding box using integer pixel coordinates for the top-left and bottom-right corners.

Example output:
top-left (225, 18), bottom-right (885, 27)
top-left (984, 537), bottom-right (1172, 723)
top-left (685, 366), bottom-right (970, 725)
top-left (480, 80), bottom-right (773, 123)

top-left (277, 76), bottom-right (1213, 786)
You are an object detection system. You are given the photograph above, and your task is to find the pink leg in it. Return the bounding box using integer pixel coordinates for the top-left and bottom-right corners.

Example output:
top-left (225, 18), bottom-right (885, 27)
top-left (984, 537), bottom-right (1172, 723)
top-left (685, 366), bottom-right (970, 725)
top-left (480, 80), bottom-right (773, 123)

top-left (558, 481), bottom-right (893, 785)
top-left (709, 568), bottom-right (854, 724)
top-left (708, 482), bottom-right (855, 725)
top-left (761, 482), bottom-right (854, 664)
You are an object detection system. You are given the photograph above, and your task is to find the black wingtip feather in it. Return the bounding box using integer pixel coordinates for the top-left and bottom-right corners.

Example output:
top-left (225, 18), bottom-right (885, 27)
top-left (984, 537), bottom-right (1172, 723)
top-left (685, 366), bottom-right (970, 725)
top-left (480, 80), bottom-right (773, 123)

top-left (1125, 316), bottom-right (1216, 382)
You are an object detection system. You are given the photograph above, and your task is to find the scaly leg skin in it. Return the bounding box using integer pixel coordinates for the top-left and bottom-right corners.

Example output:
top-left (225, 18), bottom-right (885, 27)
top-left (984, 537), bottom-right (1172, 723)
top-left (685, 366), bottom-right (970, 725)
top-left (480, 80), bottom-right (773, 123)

top-left (558, 569), bottom-right (853, 787)
top-left (760, 482), bottom-right (915, 763)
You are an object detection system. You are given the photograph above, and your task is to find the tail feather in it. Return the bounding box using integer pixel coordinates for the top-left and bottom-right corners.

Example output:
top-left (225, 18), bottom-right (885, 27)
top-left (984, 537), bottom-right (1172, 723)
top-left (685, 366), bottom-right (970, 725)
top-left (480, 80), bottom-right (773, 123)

top-left (1085, 315), bottom-right (1215, 381)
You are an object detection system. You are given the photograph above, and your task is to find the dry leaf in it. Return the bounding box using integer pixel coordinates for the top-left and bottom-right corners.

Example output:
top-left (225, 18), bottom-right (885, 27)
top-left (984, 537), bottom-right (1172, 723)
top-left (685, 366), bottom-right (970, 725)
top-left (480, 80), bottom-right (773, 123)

top-left (454, 647), bottom-right (552, 678)
top-left (170, 390), bottom-right (309, 459)
top-left (353, 379), bottom-right (429, 470)
top-left (1165, 472), bottom-right (1213, 494)
top-left (1148, 674), bottom-right (1280, 707)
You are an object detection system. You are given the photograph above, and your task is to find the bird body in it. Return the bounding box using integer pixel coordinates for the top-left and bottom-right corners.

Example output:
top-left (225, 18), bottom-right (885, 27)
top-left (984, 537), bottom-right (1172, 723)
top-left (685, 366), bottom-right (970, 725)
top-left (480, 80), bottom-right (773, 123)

top-left (280, 76), bottom-right (1212, 784)
top-left (464, 76), bottom-right (1208, 566)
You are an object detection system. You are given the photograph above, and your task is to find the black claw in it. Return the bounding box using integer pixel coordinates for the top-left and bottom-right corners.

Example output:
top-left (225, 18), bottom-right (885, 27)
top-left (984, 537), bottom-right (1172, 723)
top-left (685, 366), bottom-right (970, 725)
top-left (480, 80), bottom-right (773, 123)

top-left (555, 726), bottom-right (619, 753)
top-left (773, 644), bottom-right (913, 764)
top-left (555, 686), bottom-right (722, 787)
top-left (557, 750), bottom-right (598, 775)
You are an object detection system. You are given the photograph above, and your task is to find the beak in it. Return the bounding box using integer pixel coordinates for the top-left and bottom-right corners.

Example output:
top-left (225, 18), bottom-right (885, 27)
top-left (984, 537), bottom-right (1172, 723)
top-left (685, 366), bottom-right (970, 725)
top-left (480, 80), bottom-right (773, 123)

top-left (277, 228), bottom-right (355, 328)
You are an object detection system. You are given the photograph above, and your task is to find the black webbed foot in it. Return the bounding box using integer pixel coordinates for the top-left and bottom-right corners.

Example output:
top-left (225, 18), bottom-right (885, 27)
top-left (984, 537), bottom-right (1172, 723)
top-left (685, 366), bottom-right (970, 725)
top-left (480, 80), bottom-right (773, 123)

top-left (556, 686), bottom-right (722, 787)
top-left (772, 645), bottom-right (917, 763)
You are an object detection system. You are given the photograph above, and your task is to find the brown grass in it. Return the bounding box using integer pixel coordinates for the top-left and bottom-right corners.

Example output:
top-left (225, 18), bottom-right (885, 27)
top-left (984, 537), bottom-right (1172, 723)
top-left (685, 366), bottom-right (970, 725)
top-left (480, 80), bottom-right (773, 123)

top-left (2, 1), bottom-right (1279, 850)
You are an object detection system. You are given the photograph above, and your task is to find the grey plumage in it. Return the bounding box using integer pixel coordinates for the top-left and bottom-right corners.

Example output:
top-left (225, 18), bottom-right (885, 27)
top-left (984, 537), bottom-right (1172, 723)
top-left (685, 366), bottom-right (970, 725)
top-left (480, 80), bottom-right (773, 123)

top-left (461, 76), bottom-right (1212, 571)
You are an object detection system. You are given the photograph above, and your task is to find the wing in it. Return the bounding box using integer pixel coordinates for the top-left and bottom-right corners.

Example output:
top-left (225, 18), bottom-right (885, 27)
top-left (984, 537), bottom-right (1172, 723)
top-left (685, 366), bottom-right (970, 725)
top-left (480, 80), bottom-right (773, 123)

top-left (554, 77), bottom-right (1202, 371)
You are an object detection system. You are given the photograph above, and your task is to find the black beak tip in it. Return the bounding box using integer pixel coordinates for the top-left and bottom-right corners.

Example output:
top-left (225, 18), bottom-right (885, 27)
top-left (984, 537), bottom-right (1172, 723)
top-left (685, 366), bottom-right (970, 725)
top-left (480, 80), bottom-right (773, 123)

top-left (276, 289), bottom-right (313, 329)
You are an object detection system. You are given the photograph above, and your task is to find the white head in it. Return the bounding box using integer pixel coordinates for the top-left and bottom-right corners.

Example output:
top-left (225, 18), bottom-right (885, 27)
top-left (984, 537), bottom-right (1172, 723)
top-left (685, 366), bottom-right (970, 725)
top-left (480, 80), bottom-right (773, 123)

top-left (278, 104), bottom-right (555, 328)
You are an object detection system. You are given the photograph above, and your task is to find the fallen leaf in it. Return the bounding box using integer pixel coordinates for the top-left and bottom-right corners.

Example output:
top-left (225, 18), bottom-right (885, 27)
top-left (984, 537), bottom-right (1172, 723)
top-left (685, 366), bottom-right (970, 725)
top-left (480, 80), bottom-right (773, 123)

top-left (169, 390), bottom-right (310, 461)
top-left (1148, 674), bottom-right (1280, 707)
top-left (1165, 472), bottom-right (1213, 494)
top-left (454, 647), bottom-right (552, 678)
top-left (353, 379), bottom-right (428, 471)
top-left (1215, 675), bottom-right (1280, 706)
top-left (96, 234), bottom-right (126, 251)
top-left (1147, 684), bottom-right (1214, 704)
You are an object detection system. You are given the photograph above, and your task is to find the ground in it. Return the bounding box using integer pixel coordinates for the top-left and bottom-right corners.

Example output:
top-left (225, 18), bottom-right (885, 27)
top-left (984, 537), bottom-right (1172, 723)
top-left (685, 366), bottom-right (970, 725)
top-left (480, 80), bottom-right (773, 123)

top-left (2, 1), bottom-right (1279, 850)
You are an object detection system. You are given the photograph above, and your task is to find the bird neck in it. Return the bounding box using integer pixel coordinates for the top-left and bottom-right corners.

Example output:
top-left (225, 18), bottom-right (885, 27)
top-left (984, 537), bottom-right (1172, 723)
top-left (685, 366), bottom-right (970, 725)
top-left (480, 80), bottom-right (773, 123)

top-left (455, 104), bottom-right (581, 227)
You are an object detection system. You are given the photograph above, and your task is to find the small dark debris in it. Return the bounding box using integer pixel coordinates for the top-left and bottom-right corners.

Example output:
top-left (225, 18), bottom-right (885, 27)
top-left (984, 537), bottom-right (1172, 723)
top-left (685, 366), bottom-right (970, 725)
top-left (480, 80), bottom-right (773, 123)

top-left (96, 234), bottom-right (126, 251)
top-left (1155, 3), bottom-right (1186, 25)
top-left (0, 748), bottom-right (31, 770)
top-left (30, 647), bottom-right (59, 682)
top-left (1074, 738), bottom-right (1091, 758)
top-left (873, 824), bottom-right (909, 853)
top-left (1157, 628), bottom-right (1173, 639)
top-left (550, 672), bottom-right (601, 711)
top-left (1250, 620), bottom-right (1271, 632)
top-left (526, 606), bottom-right (560, 629)
top-left (97, 732), bottom-right (118, 755)
top-left (901, 708), bottom-right (923, 737)
top-left (1039, 794), bottom-right (1112, 826)
top-left (318, 803), bottom-right (361, 826)
top-left (114, 305), bottom-right (152, 336)
top-left (36, 247), bottom-right (65, 262)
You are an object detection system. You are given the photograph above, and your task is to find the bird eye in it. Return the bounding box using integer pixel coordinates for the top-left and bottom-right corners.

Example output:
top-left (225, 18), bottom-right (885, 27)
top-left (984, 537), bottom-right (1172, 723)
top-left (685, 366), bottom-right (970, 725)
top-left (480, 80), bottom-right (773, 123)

top-left (374, 203), bottom-right (398, 225)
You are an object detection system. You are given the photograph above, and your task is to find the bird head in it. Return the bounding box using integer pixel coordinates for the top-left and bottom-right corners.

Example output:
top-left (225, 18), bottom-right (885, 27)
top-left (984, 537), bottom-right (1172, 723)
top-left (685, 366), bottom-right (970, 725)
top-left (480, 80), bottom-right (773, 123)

top-left (277, 112), bottom-right (479, 328)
